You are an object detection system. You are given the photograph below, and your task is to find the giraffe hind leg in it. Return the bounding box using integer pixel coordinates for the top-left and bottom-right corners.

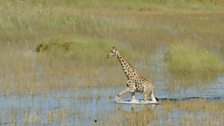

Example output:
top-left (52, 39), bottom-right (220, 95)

top-left (144, 91), bottom-right (150, 101)
top-left (151, 90), bottom-right (158, 103)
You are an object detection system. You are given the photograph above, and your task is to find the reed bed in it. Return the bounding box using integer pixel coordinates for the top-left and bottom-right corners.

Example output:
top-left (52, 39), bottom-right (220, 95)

top-left (0, 0), bottom-right (224, 95)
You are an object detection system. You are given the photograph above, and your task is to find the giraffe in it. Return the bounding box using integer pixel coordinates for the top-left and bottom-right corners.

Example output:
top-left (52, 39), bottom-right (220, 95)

top-left (107, 47), bottom-right (158, 103)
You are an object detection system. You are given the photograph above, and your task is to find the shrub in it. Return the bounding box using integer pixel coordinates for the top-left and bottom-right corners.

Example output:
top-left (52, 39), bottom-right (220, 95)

top-left (166, 43), bottom-right (224, 73)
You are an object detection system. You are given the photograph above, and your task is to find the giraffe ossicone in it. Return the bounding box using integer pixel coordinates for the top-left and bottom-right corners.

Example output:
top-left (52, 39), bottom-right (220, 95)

top-left (107, 47), bottom-right (158, 103)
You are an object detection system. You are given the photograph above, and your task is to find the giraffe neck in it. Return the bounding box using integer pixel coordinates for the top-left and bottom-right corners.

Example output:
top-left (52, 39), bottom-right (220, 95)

top-left (116, 52), bottom-right (135, 79)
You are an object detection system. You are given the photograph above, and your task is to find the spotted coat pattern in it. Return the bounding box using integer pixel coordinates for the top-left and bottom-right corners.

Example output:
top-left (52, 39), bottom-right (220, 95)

top-left (108, 47), bottom-right (157, 102)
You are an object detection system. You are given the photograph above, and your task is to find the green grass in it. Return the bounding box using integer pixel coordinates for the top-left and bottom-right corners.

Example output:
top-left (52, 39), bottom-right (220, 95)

top-left (36, 37), bottom-right (116, 66)
top-left (0, 1), bottom-right (224, 126)
top-left (34, 36), bottom-right (146, 90)
top-left (166, 43), bottom-right (224, 73)
top-left (1, 0), bottom-right (223, 11)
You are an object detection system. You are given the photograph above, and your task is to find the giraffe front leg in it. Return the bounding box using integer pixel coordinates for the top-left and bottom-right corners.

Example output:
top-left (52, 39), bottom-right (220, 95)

top-left (128, 82), bottom-right (138, 103)
top-left (115, 88), bottom-right (130, 102)
top-left (117, 87), bottom-right (130, 97)
top-left (130, 92), bottom-right (139, 103)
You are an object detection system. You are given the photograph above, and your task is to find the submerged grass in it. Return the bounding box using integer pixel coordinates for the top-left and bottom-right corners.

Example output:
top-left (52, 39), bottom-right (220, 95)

top-left (159, 100), bottom-right (224, 126)
top-left (1, 96), bottom-right (223, 126)
top-left (98, 99), bottom-right (224, 126)
top-left (0, 1), bottom-right (223, 126)
top-left (162, 99), bottom-right (224, 114)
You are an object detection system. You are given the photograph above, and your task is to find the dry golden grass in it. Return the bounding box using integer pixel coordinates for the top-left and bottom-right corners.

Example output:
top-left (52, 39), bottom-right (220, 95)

top-left (0, 0), bottom-right (224, 95)
top-left (0, 1), bottom-right (223, 126)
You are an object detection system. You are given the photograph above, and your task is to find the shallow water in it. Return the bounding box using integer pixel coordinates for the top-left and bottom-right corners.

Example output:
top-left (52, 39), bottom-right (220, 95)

top-left (0, 75), bottom-right (224, 125)
top-left (1, 44), bottom-right (224, 125)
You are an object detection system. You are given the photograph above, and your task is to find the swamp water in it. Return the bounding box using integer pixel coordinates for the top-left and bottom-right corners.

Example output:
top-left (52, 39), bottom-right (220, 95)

top-left (0, 77), bottom-right (224, 126)
top-left (1, 45), bottom-right (224, 126)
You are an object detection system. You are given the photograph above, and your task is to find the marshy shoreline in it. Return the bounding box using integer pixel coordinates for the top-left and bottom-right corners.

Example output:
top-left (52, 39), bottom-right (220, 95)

top-left (0, 0), bottom-right (224, 125)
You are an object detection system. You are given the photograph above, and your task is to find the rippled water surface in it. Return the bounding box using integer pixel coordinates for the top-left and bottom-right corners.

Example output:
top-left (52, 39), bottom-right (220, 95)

top-left (0, 75), bottom-right (224, 126)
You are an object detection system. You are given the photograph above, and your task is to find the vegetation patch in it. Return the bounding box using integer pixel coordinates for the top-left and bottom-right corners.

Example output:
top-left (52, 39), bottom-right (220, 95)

top-left (34, 36), bottom-right (151, 89)
top-left (35, 37), bottom-right (118, 65)
top-left (0, 0), bottom-right (224, 94)
top-left (165, 43), bottom-right (224, 73)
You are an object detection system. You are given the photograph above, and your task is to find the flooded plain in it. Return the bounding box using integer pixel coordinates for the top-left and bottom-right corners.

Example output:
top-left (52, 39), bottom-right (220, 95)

top-left (0, 44), bottom-right (224, 126)
top-left (1, 0), bottom-right (224, 125)
top-left (0, 68), bottom-right (224, 126)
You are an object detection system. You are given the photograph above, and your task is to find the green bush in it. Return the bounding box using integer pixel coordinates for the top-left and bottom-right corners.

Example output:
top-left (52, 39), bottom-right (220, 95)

top-left (35, 37), bottom-right (119, 66)
top-left (166, 43), bottom-right (224, 73)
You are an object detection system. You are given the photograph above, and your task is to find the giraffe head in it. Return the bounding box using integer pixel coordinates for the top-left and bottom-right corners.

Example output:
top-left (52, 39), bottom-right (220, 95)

top-left (107, 46), bottom-right (118, 58)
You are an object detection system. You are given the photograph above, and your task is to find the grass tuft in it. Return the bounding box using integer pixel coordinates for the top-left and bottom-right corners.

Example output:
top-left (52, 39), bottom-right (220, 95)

top-left (0, 0), bottom-right (224, 94)
top-left (166, 43), bottom-right (224, 73)
top-left (35, 37), bottom-right (120, 66)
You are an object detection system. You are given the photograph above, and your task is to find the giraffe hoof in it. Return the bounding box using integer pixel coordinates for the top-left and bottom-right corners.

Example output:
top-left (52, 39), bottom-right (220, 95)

top-left (115, 96), bottom-right (121, 102)
top-left (140, 100), bottom-right (148, 103)
top-left (130, 98), bottom-right (139, 103)
top-left (140, 100), bottom-right (158, 104)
